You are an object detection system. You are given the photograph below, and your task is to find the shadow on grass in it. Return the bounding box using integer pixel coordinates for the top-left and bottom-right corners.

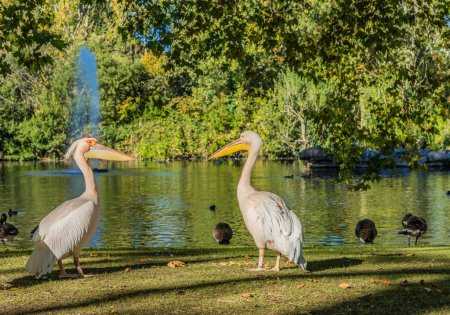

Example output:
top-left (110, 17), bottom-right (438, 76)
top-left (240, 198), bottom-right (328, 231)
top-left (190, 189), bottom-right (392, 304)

top-left (7, 254), bottom-right (246, 289)
top-left (6, 255), bottom-right (358, 288)
top-left (308, 257), bottom-right (363, 272)
top-left (0, 247), bottom-right (250, 259)
top-left (8, 266), bottom-right (450, 315)
top-left (85, 247), bottom-right (251, 258)
top-left (0, 250), bottom-right (31, 258)
top-left (302, 278), bottom-right (450, 315)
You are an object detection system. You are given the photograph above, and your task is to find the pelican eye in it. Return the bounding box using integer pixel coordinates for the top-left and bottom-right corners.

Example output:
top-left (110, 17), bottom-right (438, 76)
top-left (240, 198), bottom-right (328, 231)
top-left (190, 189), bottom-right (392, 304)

top-left (86, 139), bottom-right (97, 146)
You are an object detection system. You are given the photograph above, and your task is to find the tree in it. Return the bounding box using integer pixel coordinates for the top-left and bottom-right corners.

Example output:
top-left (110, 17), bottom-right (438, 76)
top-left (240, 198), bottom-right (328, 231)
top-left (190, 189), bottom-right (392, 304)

top-left (0, 0), bottom-right (66, 75)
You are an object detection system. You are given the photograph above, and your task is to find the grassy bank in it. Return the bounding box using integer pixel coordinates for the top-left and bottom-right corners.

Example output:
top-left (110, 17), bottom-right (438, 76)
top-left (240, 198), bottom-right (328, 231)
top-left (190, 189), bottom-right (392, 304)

top-left (0, 246), bottom-right (449, 314)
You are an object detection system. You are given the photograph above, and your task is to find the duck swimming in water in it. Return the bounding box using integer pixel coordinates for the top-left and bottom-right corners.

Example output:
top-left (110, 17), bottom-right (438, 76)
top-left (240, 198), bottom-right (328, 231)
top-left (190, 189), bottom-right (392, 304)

top-left (7, 209), bottom-right (18, 217)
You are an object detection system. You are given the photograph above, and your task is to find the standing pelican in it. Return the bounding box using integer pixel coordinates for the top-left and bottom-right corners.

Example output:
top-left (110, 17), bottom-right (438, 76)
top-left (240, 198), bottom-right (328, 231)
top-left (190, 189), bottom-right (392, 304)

top-left (26, 137), bottom-right (133, 278)
top-left (210, 131), bottom-right (307, 271)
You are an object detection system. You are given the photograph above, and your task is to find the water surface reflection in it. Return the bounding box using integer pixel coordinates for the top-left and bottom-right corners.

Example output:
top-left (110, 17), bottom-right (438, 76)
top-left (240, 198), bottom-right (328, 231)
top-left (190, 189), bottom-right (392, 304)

top-left (0, 161), bottom-right (448, 249)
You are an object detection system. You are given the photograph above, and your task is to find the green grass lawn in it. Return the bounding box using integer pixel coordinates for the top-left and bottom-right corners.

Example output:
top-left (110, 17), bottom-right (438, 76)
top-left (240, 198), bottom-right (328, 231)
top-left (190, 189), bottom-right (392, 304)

top-left (0, 246), bottom-right (449, 314)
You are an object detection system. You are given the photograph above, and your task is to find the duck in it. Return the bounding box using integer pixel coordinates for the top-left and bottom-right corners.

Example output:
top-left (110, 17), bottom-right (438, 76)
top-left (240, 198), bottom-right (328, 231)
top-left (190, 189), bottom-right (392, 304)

top-left (209, 204), bottom-right (216, 211)
top-left (213, 222), bottom-right (233, 245)
top-left (7, 209), bottom-right (18, 217)
top-left (0, 213), bottom-right (19, 243)
top-left (355, 219), bottom-right (377, 244)
top-left (398, 213), bottom-right (427, 246)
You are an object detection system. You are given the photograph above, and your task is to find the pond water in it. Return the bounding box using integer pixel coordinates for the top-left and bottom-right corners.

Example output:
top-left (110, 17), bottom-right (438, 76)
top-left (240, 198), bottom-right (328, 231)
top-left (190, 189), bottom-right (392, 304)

top-left (0, 161), bottom-right (449, 249)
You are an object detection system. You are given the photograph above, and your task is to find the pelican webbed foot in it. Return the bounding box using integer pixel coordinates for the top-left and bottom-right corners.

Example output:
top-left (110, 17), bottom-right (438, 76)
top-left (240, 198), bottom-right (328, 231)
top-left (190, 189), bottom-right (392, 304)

top-left (270, 254), bottom-right (281, 271)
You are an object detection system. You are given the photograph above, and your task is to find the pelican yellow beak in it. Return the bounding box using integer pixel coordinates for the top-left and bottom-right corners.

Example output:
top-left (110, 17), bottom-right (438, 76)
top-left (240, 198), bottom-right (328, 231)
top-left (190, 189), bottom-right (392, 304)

top-left (209, 139), bottom-right (250, 160)
top-left (84, 144), bottom-right (134, 161)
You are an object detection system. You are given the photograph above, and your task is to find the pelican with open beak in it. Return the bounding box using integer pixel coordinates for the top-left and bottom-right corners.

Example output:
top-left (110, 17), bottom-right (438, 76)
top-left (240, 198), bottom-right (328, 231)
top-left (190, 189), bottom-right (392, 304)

top-left (210, 131), bottom-right (307, 271)
top-left (26, 137), bottom-right (133, 278)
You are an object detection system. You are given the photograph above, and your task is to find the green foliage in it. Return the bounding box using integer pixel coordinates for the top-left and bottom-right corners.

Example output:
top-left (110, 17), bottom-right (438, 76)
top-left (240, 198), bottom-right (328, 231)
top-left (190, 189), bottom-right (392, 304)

top-left (0, 0), bottom-right (66, 75)
top-left (0, 51), bottom-right (73, 159)
top-left (0, 0), bottom-right (449, 185)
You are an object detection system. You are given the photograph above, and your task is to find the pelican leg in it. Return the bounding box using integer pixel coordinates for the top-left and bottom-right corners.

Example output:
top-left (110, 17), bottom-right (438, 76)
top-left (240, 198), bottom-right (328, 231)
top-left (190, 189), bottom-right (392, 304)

top-left (58, 259), bottom-right (77, 279)
top-left (74, 254), bottom-right (84, 277)
top-left (58, 259), bottom-right (66, 277)
top-left (249, 248), bottom-right (265, 271)
top-left (73, 250), bottom-right (93, 278)
top-left (271, 254), bottom-right (281, 272)
top-left (415, 235), bottom-right (419, 246)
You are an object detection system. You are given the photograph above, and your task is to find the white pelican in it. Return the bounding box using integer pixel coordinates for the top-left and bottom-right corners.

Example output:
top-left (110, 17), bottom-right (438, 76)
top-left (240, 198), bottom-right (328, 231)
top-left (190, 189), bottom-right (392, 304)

top-left (26, 137), bottom-right (133, 278)
top-left (210, 131), bottom-right (307, 271)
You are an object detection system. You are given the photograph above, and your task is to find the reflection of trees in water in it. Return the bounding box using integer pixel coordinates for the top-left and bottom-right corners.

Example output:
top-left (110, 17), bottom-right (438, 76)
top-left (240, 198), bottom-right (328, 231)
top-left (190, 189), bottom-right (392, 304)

top-left (1, 162), bottom-right (449, 249)
top-left (96, 166), bottom-right (190, 248)
top-left (416, 172), bottom-right (450, 246)
top-left (182, 161), bottom-right (249, 247)
top-left (144, 195), bottom-right (187, 247)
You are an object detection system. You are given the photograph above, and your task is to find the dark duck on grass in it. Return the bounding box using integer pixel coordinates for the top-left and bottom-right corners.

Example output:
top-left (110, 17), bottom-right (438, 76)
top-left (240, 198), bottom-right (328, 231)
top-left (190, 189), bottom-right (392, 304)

top-left (213, 222), bottom-right (233, 245)
top-left (398, 213), bottom-right (427, 246)
top-left (0, 213), bottom-right (19, 243)
top-left (355, 219), bottom-right (377, 244)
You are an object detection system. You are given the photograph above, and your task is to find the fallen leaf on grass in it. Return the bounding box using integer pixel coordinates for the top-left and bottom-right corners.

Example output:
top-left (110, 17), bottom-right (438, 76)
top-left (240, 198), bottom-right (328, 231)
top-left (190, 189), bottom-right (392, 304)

top-left (382, 280), bottom-right (391, 286)
top-left (339, 282), bottom-right (352, 289)
top-left (424, 287), bottom-right (432, 293)
top-left (241, 293), bottom-right (254, 300)
top-left (168, 260), bottom-right (186, 268)
top-left (296, 283), bottom-right (306, 288)
top-left (400, 280), bottom-right (409, 286)
top-left (124, 267), bottom-right (131, 273)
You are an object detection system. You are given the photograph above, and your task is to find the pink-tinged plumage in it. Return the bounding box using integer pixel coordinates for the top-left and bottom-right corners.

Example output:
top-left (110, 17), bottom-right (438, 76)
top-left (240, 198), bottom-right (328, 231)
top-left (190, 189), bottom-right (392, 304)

top-left (26, 138), bottom-right (132, 278)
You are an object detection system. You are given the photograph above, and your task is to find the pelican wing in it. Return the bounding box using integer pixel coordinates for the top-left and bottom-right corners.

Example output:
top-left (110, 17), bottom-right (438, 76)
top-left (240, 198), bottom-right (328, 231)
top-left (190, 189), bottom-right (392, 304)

top-left (257, 192), bottom-right (302, 240)
top-left (33, 197), bottom-right (96, 259)
top-left (252, 192), bottom-right (305, 265)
